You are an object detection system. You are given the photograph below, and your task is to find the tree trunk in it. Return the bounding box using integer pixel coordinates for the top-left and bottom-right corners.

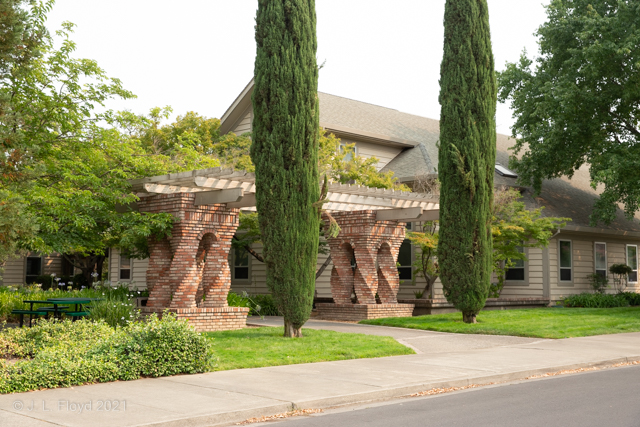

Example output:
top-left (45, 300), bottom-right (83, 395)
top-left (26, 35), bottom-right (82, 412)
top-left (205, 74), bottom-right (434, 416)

top-left (315, 255), bottom-right (332, 280)
top-left (96, 254), bottom-right (106, 281)
top-left (419, 276), bottom-right (437, 299)
top-left (462, 312), bottom-right (477, 324)
top-left (283, 318), bottom-right (303, 338)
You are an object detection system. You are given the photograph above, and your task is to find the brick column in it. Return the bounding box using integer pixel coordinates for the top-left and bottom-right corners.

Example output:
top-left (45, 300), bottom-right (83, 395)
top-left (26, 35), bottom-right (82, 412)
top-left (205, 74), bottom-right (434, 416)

top-left (323, 211), bottom-right (406, 305)
top-left (146, 237), bottom-right (173, 309)
top-left (137, 193), bottom-right (240, 311)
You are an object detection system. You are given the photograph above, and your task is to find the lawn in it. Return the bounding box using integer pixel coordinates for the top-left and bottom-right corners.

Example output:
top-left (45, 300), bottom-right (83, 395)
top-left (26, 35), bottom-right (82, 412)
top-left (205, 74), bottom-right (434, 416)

top-left (360, 307), bottom-right (640, 339)
top-left (206, 327), bottom-right (414, 370)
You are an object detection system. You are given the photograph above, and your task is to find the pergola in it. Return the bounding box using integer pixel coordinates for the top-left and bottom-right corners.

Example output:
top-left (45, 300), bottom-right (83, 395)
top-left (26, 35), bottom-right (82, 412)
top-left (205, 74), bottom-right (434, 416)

top-left (128, 167), bottom-right (439, 329)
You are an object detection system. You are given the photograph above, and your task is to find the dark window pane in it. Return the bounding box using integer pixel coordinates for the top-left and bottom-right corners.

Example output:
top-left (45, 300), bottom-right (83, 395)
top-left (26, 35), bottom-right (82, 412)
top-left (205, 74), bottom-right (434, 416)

top-left (505, 268), bottom-right (525, 281)
top-left (560, 241), bottom-right (572, 268)
top-left (235, 267), bottom-right (249, 280)
top-left (234, 247), bottom-right (249, 267)
top-left (596, 269), bottom-right (607, 278)
top-left (397, 240), bottom-right (412, 266)
top-left (120, 269), bottom-right (131, 280)
top-left (398, 267), bottom-right (412, 280)
top-left (560, 268), bottom-right (572, 281)
top-left (26, 257), bottom-right (42, 276)
top-left (629, 271), bottom-right (638, 283)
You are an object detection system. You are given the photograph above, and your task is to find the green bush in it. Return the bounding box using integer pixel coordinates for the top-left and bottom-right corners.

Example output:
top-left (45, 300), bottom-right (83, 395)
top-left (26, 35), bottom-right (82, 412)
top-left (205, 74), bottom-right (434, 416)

top-left (226, 292), bottom-right (281, 316)
top-left (620, 292), bottom-right (640, 306)
top-left (249, 294), bottom-right (281, 316)
top-left (563, 292), bottom-right (629, 308)
top-left (0, 314), bottom-right (213, 393)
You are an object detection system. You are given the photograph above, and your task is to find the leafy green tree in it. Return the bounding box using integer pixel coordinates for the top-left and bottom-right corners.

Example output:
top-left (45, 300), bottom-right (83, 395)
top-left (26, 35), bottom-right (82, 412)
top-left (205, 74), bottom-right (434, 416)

top-left (251, 0), bottom-right (320, 337)
top-left (0, 0), bottom-right (52, 267)
top-left (497, 0), bottom-right (640, 225)
top-left (0, 8), bottom-right (220, 283)
top-left (437, 0), bottom-right (497, 323)
top-left (407, 222), bottom-right (439, 299)
top-left (490, 188), bottom-right (568, 297)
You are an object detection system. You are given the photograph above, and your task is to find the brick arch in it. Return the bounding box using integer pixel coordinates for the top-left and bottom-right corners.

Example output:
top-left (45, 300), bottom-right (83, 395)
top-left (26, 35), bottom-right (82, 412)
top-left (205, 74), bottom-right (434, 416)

top-left (377, 241), bottom-right (399, 304)
top-left (329, 241), bottom-right (356, 304)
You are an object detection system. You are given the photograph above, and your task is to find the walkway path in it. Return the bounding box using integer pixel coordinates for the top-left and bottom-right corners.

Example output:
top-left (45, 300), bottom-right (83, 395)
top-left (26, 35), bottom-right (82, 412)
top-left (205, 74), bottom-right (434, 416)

top-left (2, 319), bottom-right (639, 427)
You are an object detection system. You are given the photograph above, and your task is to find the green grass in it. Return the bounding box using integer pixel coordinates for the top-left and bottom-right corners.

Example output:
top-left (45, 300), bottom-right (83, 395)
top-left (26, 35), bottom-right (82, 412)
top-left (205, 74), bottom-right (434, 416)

top-left (360, 307), bottom-right (640, 339)
top-left (205, 327), bottom-right (414, 370)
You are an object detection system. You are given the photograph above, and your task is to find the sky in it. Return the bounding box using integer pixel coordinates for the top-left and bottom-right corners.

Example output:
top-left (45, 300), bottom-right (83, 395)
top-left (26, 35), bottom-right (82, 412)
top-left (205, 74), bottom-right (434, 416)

top-left (46, 1), bottom-right (550, 135)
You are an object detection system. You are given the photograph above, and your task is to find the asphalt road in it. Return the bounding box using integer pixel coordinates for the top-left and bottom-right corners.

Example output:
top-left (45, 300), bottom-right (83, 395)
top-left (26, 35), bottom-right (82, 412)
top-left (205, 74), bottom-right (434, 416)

top-left (266, 365), bottom-right (640, 427)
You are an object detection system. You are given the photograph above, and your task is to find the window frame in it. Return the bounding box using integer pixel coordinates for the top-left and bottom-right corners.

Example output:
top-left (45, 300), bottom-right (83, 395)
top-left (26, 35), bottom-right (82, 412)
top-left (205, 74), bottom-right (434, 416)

top-left (504, 246), bottom-right (527, 283)
top-left (232, 246), bottom-right (251, 282)
top-left (25, 255), bottom-right (44, 284)
top-left (558, 239), bottom-right (573, 283)
top-left (119, 254), bottom-right (132, 281)
top-left (626, 244), bottom-right (638, 283)
top-left (397, 238), bottom-right (413, 281)
top-left (339, 141), bottom-right (357, 162)
top-left (594, 242), bottom-right (607, 278)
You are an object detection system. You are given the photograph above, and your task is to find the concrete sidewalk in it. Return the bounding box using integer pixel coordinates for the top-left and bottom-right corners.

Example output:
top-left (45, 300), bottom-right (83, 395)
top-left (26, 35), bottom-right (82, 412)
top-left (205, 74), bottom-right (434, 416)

top-left (2, 320), bottom-right (640, 427)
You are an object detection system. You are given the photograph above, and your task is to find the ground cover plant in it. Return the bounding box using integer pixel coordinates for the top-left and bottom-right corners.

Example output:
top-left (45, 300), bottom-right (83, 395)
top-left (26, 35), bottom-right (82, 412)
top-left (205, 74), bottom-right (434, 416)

top-left (206, 327), bottom-right (413, 371)
top-left (360, 307), bottom-right (640, 339)
top-left (0, 314), bottom-right (212, 394)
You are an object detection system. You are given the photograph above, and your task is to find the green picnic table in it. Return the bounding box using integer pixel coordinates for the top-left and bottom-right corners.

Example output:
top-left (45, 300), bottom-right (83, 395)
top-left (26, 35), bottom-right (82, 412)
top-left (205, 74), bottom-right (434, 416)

top-left (14, 300), bottom-right (71, 327)
top-left (47, 298), bottom-right (101, 321)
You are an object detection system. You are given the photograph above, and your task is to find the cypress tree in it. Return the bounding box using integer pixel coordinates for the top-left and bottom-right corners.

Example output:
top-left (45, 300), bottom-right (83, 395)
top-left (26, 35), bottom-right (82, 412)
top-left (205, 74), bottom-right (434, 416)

top-left (437, 0), bottom-right (496, 323)
top-left (251, 0), bottom-right (320, 337)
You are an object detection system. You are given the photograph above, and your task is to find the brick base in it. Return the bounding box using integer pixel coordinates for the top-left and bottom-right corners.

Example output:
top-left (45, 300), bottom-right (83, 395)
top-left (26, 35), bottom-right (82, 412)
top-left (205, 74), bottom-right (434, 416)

top-left (315, 303), bottom-right (415, 321)
top-left (141, 306), bottom-right (249, 332)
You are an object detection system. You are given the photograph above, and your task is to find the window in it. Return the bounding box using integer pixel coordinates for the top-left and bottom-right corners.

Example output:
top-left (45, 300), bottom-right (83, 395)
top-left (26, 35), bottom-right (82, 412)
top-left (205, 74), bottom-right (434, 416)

top-left (505, 246), bottom-right (525, 281)
top-left (405, 222), bottom-right (413, 231)
top-left (119, 255), bottom-right (131, 280)
top-left (339, 142), bottom-right (357, 162)
top-left (559, 240), bottom-right (572, 281)
top-left (397, 240), bottom-right (412, 280)
top-left (233, 246), bottom-right (250, 280)
top-left (627, 245), bottom-right (638, 283)
top-left (594, 242), bottom-right (607, 278)
top-left (25, 256), bottom-right (43, 284)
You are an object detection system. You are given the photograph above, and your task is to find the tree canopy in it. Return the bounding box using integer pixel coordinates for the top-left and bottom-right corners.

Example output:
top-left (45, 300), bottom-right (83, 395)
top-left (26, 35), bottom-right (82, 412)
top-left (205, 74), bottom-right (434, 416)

top-left (498, 0), bottom-right (640, 225)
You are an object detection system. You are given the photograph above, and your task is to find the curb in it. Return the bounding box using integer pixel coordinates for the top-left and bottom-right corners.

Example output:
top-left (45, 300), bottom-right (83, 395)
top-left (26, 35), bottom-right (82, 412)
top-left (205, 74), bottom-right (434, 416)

top-left (138, 355), bottom-right (640, 427)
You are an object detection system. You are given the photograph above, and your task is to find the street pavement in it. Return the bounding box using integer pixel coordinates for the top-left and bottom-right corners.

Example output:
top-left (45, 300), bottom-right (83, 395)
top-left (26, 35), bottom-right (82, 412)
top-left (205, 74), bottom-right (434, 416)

top-left (264, 364), bottom-right (640, 427)
top-left (1, 317), bottom-right (639, 427)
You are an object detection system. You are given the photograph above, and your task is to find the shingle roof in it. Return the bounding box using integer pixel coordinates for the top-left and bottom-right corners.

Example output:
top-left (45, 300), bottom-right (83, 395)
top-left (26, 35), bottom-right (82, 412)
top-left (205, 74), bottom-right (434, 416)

top-left (318, 93), bottom-right (640, 231)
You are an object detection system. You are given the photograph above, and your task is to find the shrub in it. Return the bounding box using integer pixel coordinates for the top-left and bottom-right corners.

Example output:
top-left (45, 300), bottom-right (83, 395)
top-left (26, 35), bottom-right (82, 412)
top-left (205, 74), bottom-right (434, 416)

top-left (620, 292), bottom-right (640, 306)
top-left (226, 292), bottom-right (280, 316)
top-left (0, 314), bottom-right (213, 393)
top-left (563, 292), bottom-right (629, 308)
top-left (587, 273), bottom-right (609, 294)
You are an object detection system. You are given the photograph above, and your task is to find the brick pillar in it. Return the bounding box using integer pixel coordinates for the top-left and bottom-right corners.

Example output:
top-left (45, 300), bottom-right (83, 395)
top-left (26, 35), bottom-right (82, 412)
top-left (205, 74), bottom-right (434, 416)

top-left (201, 215), bottom-right (238, 308)
top-left (323, 211), bottom-right (406, 305)
top-left (327, 242), bottom-right (355, 304)
top-left (137, 193), bottom-right (240, 310)
top-left (146, 237), bottom-right (173, 309)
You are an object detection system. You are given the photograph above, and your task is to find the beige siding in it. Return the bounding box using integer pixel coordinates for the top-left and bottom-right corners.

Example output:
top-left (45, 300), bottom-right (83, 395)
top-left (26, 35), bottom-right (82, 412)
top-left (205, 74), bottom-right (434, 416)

top-left (500, 246), bottom-right (545, 298)
top-left (230, 243), bottom-right (334, 297)
top-left (339, 138), bottom-right (403, 171)
top-left (43, 254), bottom-right (63, 276)
top-left (0, 256), bottom-right (25, 286)
top-left (108, 248), bottom-right (148, 289)
top-left (231, 108), bottom-right (252, 135)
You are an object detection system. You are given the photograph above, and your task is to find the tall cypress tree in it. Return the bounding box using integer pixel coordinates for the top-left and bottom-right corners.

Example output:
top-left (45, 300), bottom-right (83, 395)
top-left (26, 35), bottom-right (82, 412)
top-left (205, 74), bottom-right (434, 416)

top-left (437, 0), bottom-right (496, 323)
top-left (251, 0), bottom-right (320, 337)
